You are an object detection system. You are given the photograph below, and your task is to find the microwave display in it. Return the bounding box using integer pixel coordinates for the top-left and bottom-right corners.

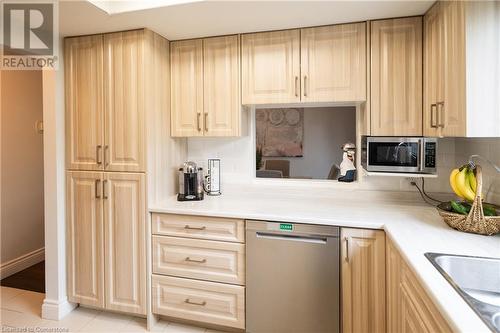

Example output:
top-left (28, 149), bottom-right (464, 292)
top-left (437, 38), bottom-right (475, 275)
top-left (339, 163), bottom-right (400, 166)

top-left (368, 142), bottom-right (419, 167)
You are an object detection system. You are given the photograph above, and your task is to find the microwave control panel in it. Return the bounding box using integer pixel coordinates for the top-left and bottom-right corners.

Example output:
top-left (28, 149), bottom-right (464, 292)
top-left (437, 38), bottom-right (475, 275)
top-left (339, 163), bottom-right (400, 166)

top-left (424, 142), bottom-right (436, 168)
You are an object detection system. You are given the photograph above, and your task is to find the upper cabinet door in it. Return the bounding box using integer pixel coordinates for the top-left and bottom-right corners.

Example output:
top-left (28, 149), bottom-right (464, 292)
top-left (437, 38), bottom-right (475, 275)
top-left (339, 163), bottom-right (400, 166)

top-left (171, 39), bottom-right (204, 137)
top-left (65, 35), bottom-right (104, 171)
top-left (103, 172), bottom-right (146, 315)
top-left (371, 17), bottom-right (423, 136)
top-left (104, 31), bottom-right (146, 172)
top-left (66, 171), bottom-right (104, 308)
top-left (301, 23), bottom-right (366, 103)
top-left (241, 29), bottom-right (300, 104)
top-left (424, 3), bottom-right (444, 137)
top-left (441, 1), bottom-right (466, 137)
top-left (203, 35), bottom-right (241, 137)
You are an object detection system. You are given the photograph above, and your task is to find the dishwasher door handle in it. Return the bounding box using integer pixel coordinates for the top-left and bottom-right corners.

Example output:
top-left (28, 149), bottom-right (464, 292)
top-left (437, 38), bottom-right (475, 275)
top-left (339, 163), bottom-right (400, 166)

top-left (255, 232), bottom-right (328, 244)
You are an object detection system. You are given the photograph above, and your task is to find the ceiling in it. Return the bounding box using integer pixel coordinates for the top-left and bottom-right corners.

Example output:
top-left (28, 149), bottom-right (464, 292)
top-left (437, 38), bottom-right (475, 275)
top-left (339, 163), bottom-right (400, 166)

top-left (60, 0), bottom-right (435, 40)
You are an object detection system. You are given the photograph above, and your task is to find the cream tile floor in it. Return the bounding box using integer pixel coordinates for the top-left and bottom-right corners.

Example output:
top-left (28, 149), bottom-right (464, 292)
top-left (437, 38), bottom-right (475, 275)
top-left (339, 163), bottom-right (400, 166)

top-left (0, 286), bottom-right (225, 333)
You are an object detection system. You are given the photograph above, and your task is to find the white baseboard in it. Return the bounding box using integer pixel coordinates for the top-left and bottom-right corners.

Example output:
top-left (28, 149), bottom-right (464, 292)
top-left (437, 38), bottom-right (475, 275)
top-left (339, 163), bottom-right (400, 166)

top-left (42, 298), bottom-right (77, 320)
top-left (0, 247), bottom-right (45, 279)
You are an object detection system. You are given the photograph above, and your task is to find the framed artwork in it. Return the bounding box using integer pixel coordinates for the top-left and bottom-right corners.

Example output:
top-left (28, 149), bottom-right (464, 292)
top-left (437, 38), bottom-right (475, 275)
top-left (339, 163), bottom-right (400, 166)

top-left (256, 108), bottom-right (304, 157)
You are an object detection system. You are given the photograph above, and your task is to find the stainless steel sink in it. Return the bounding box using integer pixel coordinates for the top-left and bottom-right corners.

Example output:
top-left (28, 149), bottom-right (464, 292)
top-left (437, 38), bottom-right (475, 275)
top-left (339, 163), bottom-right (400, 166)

top-left (425, 253), bottom-right (500, 333)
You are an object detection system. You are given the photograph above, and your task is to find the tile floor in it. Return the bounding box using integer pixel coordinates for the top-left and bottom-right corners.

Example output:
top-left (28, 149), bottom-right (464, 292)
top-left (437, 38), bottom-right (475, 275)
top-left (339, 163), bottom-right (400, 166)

top-left (0, 286), bottom-right (225, 333)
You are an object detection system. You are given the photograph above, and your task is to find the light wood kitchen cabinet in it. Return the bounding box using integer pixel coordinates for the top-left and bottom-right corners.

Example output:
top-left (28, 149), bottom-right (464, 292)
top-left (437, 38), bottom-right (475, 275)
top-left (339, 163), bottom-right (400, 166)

top-left (423, 1), bottom-right (499, 137)
top-left (370, 17), bottom-right (423, 136)
top-left (203, 35), bottom-right (241, 136)
top-left (65, 30), bottom-right (147, 172)
top-left (171, 36), bottom-right (240, 137)
top-left (103, 31), bottom-right (146, 172)
top-left (424, 1), bottom-right (466, 137)
top-left (386, 238), bottom-right (452, 333)
top-left (152, 213), bottom-right (245, 243)
top-left (152, 275), bottom-right (245, 329)
top-left (241, 29), bottom-right (300, 104)
top-left (67, 171), bottom-right (146, 314)
top-left (439, 1), bottom-right (466, 137)
top-left (66, 171), bottom-right (105, 308)
top-left (301, 22), bottom-right (366, 102)
top-left (170, 39), bottom-right (204, 137)
top-left (65, 35), bottom-right (104, 171)
top-left (151, 213), bottom-right (246, 329)
top-left (152, 236), bottom-right (245, 285)
top-left (341, 228), bottom-right (386, 333)
top-left (423, 2), bottom-right (444, 137)
top-left (103, 172), bottom-right (146, 315)
top-left (242, 24), bottom-right (367, 105)
top-left (65, 29), bottom-right (183, 316)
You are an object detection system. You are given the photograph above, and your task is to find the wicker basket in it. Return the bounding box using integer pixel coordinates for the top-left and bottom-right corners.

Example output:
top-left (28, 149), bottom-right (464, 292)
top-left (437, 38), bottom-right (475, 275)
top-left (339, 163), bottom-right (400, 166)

top-left (437, 165), bottom-right (500, 236)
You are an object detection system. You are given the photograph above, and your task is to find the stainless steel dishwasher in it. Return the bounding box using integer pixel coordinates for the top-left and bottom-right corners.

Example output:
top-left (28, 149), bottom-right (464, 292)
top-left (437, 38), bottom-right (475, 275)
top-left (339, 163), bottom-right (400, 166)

top-left (246, 220), bottom-right (340, 333)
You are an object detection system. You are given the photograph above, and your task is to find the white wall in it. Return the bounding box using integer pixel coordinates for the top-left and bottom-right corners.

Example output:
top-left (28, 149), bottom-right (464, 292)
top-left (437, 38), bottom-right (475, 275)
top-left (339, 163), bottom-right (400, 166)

top-left (260, 107), bottom-right (356, 179)
top-left (1, 70), bottom-right (45, 269)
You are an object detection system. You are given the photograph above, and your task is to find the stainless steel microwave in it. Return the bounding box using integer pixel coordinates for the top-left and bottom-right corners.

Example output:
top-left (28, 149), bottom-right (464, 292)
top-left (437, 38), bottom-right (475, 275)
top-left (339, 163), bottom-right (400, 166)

top-left (361, 137), bottom-right (437, 174)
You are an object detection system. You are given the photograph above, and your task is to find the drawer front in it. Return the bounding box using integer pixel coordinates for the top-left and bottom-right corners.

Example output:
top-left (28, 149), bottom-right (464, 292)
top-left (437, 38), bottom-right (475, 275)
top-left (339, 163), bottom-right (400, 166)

top-left (152, 275), bottom-right (245, 329)
top-left (152, 236), bottom-right (245, 285)
top-left (152, 213), bottom-right (244, 243)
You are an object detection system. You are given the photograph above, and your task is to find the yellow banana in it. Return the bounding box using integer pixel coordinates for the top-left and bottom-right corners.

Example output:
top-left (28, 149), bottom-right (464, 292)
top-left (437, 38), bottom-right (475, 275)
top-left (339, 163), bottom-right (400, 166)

top-left (449, 169), bottom-right (465, 199)
top-left (455, 167), bottom-right (476, 202)
top-left (467, 169), bottom-right (477, 193)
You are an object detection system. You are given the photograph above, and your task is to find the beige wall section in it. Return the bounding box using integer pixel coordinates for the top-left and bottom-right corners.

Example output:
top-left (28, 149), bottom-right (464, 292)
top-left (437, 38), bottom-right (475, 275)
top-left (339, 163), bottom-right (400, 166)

top-left (1, 70), bottom-right (45, 265)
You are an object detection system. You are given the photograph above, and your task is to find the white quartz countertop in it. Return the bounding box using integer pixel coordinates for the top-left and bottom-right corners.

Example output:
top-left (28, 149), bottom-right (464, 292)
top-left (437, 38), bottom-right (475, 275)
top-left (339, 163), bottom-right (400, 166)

top-left (150, 187), bottom-right (500, 333)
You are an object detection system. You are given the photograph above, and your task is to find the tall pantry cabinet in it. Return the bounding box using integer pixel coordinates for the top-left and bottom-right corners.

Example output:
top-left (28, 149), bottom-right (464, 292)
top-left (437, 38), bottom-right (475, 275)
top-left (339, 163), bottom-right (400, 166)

top-left (65, 29), bottom-right (186, 315)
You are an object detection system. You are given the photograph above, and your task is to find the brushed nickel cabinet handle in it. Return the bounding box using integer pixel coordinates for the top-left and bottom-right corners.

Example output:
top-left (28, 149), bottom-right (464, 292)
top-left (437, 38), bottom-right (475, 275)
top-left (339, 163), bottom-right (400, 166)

top-left (95, 179), bottom-right (101, 199)
top-left (197, 113), bottom-right (201, 132)
top-left (294, 76), bottom-right (299, 97)
top-left (303, 75), bottom-right (308, 97)
top-left (103, 180), bottom-right (108, 199)
top-left (184, 225), bottom-right (206, 231)
top-left (104, 145), bottom-right (109, 168)
top-left (438, 101), bottom-right (445, 128)
top-left (185, 299), bottom-right (206, 306)
top-left (430, 104), bottom-right (438, 128)
top-left (204, 113), bottom-right (208, 132)
top-left (185, 257), bottom-right (207, 263)
top-left (344, 237), bottom-right (350, 262)
top-left (96, 145), bottom-right (102, 165)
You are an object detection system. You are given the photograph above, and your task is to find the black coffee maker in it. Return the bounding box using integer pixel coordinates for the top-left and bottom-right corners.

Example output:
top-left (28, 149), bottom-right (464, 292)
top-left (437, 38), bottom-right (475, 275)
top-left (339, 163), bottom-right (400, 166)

top-left (177, 161), bottom-right (204, 201)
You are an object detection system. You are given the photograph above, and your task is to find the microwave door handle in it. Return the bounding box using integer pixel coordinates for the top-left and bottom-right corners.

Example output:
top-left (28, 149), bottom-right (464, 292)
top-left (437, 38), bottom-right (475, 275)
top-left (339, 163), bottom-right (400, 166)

top-left (419, 140), bottom-right (425, 172)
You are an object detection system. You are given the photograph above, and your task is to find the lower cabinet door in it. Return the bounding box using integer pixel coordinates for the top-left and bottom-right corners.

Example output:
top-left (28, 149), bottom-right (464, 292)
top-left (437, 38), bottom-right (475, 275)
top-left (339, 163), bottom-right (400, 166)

top-left (103, 172), bottom-right (146, 315)
top-left (386, 238), bottom-right (453, 333)
top-left (152, 275), bottom-right (245, 329)
top-left (66, 171), bottom-right (105, 308)
top-left (341, 228), bottom-right (386, 333)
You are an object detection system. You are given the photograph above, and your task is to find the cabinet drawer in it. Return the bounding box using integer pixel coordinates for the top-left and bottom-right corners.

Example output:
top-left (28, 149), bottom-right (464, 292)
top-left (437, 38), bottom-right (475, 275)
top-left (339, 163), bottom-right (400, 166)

top-left (152, 236), bottom-right (245, 285)
top-left (152, 213), bottom-right (244, 243)
top-left (152, 275), bottom-right (245, 329)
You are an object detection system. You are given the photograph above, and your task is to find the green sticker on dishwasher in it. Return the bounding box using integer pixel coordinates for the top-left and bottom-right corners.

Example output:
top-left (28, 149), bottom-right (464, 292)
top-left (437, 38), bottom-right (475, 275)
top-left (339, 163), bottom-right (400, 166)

top-left (280, 223), bottom-right (293, 231)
